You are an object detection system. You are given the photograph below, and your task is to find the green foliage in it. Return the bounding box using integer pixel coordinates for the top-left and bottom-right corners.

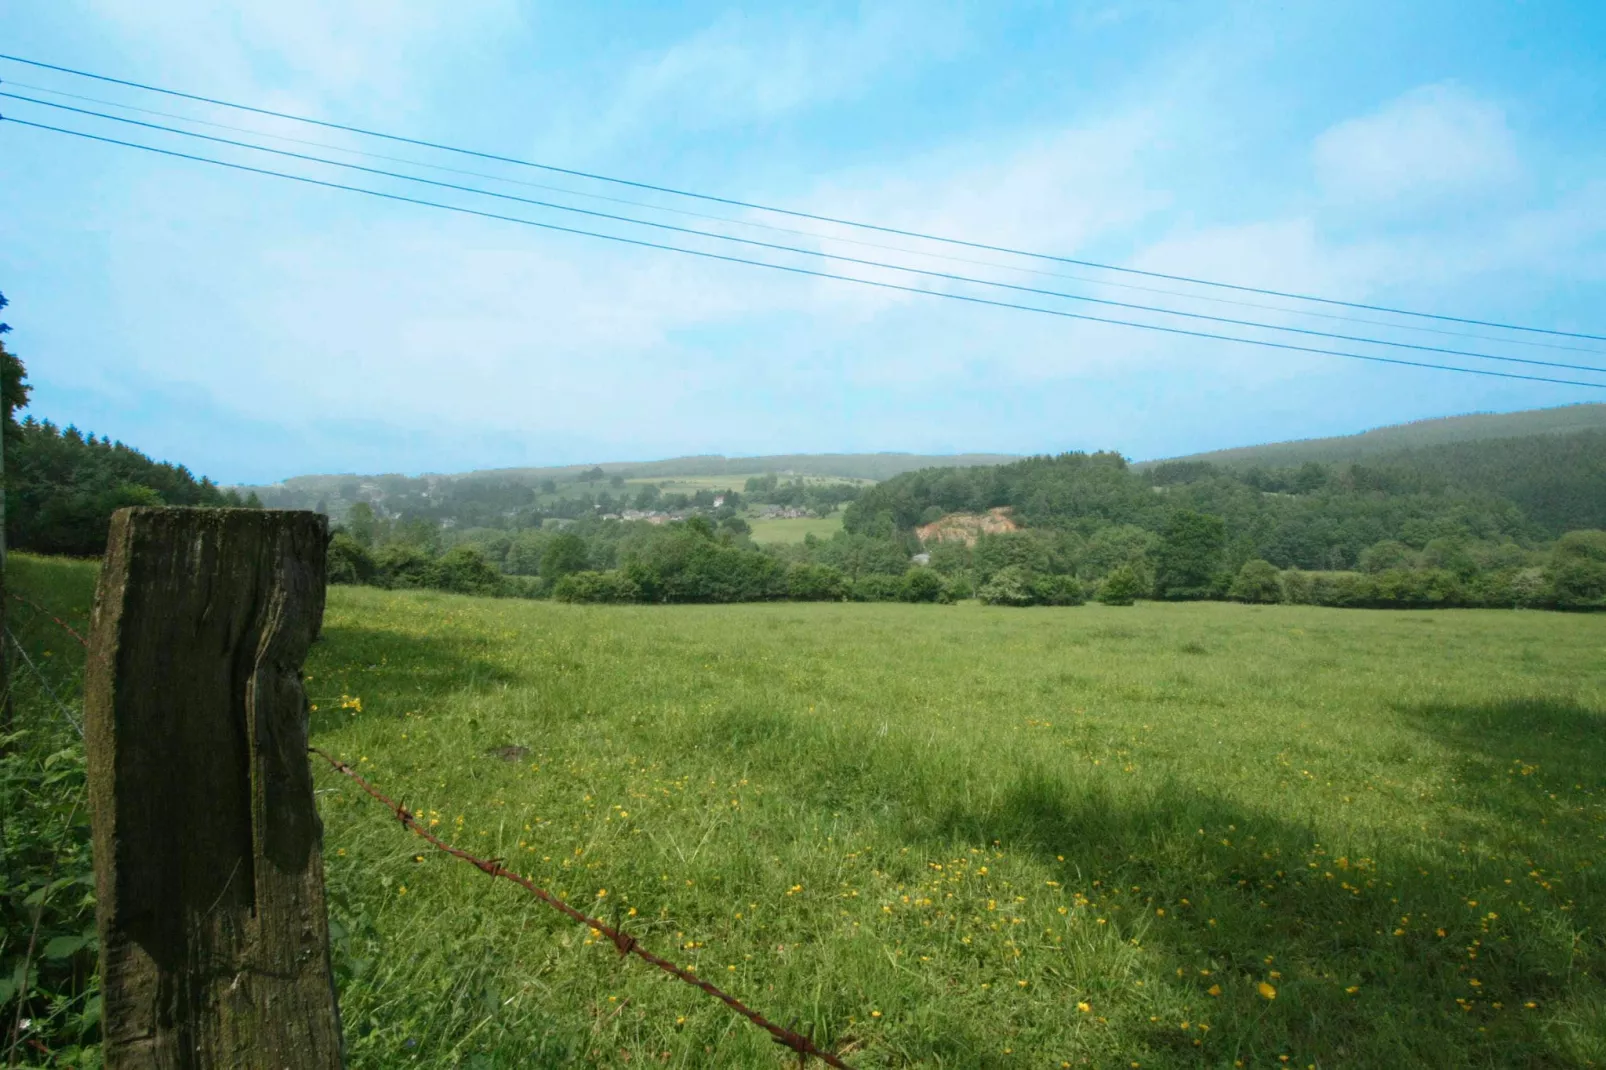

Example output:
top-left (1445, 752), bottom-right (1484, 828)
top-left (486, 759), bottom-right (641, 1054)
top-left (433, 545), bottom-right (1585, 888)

top-left (785, 563), bottom-right (849, 602)
top-left (6, 419), bottom-right (239, 557)
top-left (1229, 559), bottom-right (1282, 603)
top-left (1032, 573), bottom-right (1085, 606)
top-left (898, 567), bottom-right (947, 604)
top-left (540, 533), bottom-right (591, 581)
top-left (3, 555), bottom-right (101, 1065)
top-left (552, 570), bottom-right (642, 604)
top-left (1358, 539), bottom-right (1415, 573)
top-left (1098, 564), bottom-right (1144, 606)
top-left (849, 573), bottom-right (904, 602)
top-left (327, 533), bottom-right (377, 586)
top-left (372, 543), bottom-right (435, 589)
top-left (976, 565), bottom-right (1036, 606)
top-left (1546, 530), bottom-right (1606, 610)
top-left (429, 546), bottom-right (503, 596)
top-left (1153, 510), bottom-right (1227, 600)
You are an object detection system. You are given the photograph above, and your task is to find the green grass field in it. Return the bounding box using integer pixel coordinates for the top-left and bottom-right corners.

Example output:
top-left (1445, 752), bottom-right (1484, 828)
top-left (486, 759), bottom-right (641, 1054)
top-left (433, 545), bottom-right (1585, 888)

top-left (746, 514), bottom-right (845, 544)
top-left (10, 555), bottom-right (1606, 1068)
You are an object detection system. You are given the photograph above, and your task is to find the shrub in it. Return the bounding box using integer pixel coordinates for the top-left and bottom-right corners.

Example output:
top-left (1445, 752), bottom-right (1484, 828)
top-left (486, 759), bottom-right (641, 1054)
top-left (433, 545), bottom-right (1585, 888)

top-left (1546, 530), bottom-right (1606, 610)
top-left (1032, 573), bottom-right (1085, 606)
top-left (786, 563), bottom-right (849, 601)
top-left (327, 532), bottom-right (376, 585)
top-left (1229, 559), bottom-right (1282, 603)
top-left (553, 570), bottom-right (641, 603)
top-left (977, 565), bottom-right (1036, 606)
top-left (900, 567), bottom-right (947, 603)
top-left (373, 543), bottom-right (435, 589)
top-left (943, 574), bottom-right (974, 602)
top-left (850, 574), bottom-right (903, 602)
top-left (1097, 564), bottom-right (1144, 606)
top-left (431, 546), bottom-right (504, 596)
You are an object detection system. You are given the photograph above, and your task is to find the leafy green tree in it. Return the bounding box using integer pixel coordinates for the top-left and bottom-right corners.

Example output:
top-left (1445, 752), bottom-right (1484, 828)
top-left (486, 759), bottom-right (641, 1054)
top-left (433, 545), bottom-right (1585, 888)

top-left (1098, 564), bottom-right (1144, 606)
top-left (977, 566), bottom-right (1036, 606)
top-left (373, 543), bottom-right (434, 588)
top-left (899, 567), bottom-right (947, 603)
top-left (785, 563), bottom-right (847, 601)
top-left (346, 501), bottom-right (378, 548)
top-left (1032, 574), bottom-right (1085, 606)
top-left (1153, 510), bottom-right (1227, 600)
top-left (541, 532), bottom-right (590, 580)
top-left (1546, 530), bottom-right (1606, 610)
top-left (1358, 540), bottom-right (1415, 573)
top-left (431, 546), bottom-right (503, 595)
top-left (553, 570), bottom-right (641, 603)
top-left (1228, 559), bottom-right (1282, 603)
top-left (327, 533), bottom-right (376, 585)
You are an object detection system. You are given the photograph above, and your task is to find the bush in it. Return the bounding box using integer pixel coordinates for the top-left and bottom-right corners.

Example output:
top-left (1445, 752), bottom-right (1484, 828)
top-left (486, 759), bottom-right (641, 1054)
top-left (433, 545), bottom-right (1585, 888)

top-left (431, 546), bottom-right (504, 596)
top-left (977, 565), bottom-right (1036, 606)
top-left (1032, 573), bottom-right (1085, 606)
top-left (786, 563), bottom-right (849, 601)
top-left (1229, 559), bottom-right (1282, 603)
top-left (327, 532), bottom-right (376, 585)
top-left (553, 570), bottom-right (642, 603)
top-left (900, 567), bottom-right (947, 603)
top-left (1546, 530), bottom-right (1606, 610)
top-left (849, 574), bottom-right (903, 602)
top-left (1097, 564), bottom-right (1144, 606)
top-left (374, 543), bottom-right (435, 588)
top-left (943, 574), bottom-right (974, 601)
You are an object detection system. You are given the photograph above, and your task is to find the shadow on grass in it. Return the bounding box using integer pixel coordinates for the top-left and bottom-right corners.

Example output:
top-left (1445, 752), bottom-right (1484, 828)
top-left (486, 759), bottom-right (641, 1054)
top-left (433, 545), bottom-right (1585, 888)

top-left (901, 761), bottom-right (1599, 1068)
top-left (309, 622), bottom-right (525, 726)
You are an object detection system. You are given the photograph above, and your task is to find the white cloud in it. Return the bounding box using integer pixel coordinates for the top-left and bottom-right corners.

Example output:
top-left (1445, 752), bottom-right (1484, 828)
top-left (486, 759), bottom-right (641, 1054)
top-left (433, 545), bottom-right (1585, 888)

top-left (1311, 83), bottom-right (1521, 206)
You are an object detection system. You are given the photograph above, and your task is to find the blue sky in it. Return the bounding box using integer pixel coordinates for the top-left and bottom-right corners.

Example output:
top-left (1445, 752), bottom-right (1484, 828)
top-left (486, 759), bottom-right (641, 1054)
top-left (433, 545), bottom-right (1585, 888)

top-left (2, 1), bottom-right (1604, 484)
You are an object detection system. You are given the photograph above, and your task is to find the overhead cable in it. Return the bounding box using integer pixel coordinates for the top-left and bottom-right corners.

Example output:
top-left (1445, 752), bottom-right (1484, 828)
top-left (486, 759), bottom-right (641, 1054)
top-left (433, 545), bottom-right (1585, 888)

top-left (1, 51), bottom-right (1600, 342)
top-left (7, 115), bottom-right (1604, 391)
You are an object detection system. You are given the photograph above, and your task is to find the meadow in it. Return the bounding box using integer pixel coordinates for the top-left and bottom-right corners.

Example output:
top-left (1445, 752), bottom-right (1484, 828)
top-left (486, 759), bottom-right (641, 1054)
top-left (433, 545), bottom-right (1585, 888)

top-left (8, 554), bottom-right (1606, 1068)
top-left (746, 514), bottom-right (845, 544)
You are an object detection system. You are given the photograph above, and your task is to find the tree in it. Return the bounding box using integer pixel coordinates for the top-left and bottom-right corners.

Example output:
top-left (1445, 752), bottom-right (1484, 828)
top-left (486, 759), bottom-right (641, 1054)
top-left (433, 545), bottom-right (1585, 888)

top-left (1032, 574), bottom-right (1085, 606)
top-left (1098, 564), bottom-right (1144, 606)
top-left (1153, 510), bottom-right (1227, 600)
top-left (977, 566), bottom-right (1035, 606)
top-left (541, 531), bottom-right (590, 580)
top-left (899, 567), bottom-right (947, 603)
top-left (327, 532), bottom-right (376, 585)
top-left (346, 501), bottom-right (378, 548)
top-left (431, 546), bottom-right (503, 595)
top-left (1358, 540), bottom-right (1414, 573)
top-left (1228, 559), bottom-right (1282, 603)
top-left (1546, 530), bottom-right (1606, 610)
top-left (786, 563), bottom-right (848, 601)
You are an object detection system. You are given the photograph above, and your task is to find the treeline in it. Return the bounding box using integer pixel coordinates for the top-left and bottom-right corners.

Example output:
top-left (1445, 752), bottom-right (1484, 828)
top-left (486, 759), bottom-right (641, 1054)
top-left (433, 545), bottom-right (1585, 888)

top-left (0, 292), bottom-right (261, 557)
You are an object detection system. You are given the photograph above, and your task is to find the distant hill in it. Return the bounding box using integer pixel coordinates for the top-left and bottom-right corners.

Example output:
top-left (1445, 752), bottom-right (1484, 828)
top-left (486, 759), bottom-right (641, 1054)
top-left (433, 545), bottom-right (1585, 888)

top-left (242, 452), bottom-right (1019, 502)
top-left (1137, 405), bottom-right (1606, 536)
top-left (1145, 404), bottom-right (1606, 469)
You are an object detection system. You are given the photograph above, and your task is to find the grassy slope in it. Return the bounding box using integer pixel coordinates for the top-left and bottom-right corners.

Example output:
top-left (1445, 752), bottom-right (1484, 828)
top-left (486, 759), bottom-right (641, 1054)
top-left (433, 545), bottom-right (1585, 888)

top-left (14, 557), bottom-right (1606, 1067)
top-left (1147, 403), bottom-right (1606, 469)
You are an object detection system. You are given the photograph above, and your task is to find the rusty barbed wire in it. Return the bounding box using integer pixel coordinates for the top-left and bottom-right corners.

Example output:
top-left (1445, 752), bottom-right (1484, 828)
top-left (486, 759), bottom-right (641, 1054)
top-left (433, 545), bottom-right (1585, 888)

top-left (7, 593), bottom-right (88, 648)
top-left (308, 746), bottom-right (855, 1069)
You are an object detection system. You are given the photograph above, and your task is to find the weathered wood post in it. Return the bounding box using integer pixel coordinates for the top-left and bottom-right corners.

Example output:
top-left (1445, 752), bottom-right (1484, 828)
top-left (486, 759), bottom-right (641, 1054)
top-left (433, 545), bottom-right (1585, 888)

top-left (84, 508), bottom-right (342, 1068)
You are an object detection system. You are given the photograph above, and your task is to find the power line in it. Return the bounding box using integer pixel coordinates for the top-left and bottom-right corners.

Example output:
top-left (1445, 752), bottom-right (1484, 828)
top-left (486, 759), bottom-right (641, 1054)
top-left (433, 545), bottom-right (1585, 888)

top-left (9, 78), bottom-right (1601, 358)
top-left (7, 116), bottom-right (1604, 392)
top-left (8, 92), bottom-right (1603, 377)
top-left (2, 51), bottom-right (1601, 344)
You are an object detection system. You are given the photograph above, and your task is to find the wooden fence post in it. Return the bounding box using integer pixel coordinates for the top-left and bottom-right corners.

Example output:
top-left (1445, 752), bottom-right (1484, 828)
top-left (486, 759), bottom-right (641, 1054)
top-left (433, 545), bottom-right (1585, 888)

top-left (84, 508), bottom-right (342, 1068)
